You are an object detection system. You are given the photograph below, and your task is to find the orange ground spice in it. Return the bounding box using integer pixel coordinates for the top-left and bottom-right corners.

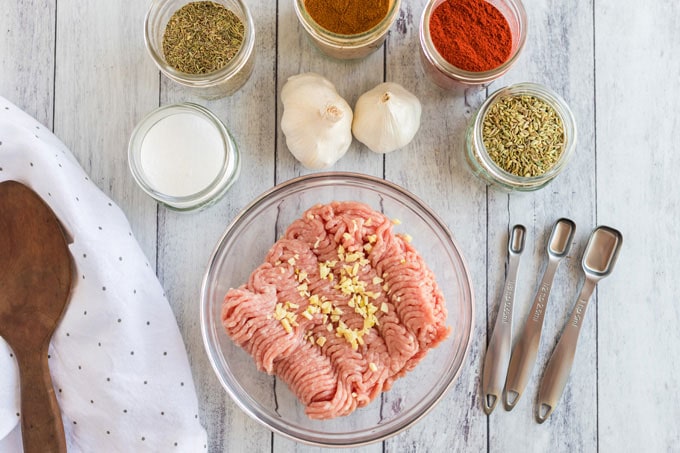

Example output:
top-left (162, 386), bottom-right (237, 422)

top-left (304, 0), bottom-right (390, 35)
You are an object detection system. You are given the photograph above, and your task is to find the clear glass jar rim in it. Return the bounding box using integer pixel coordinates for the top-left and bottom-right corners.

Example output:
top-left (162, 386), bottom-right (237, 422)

top-left (144, 0), bottom-right (255, 86)
top-left (472, 82), bottom-right (578, 186)
top-left (128, 102), bottom-right (238, 208)
top-left (420, 0), bottom-right (528, 83)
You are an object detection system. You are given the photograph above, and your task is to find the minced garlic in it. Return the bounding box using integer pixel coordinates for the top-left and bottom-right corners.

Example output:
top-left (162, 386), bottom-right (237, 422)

top-left (273, 302), bottom-right (302, 334)
top-left (280, 318), bottom-right (292, 334)
top-left (296, 270), bottom-right (308, 283)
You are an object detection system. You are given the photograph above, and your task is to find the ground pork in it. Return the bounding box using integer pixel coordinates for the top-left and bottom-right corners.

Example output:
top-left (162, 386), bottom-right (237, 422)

top-left (222, 201), bottom-right (449, 419)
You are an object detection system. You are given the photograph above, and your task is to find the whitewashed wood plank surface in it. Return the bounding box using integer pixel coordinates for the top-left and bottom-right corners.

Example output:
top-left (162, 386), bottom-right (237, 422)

top-left (383, 1), bottom-right (488, 452)
top-left (156, 1), bottom-right (279, 451)
top-left (486, 0), bottom-right (598, 451)
top-left (2, 0), bottom-right (680, 452)
top-left (0, 0), bottom-right (55, 128)
top-left (53, 0), bottom-right (159, 263)
top-left (596, 0), bottom-right (680, 450)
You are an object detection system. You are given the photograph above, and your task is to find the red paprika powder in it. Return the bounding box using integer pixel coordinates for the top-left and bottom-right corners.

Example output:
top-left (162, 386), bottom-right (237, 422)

top-left (429, 0), bottom-right (512, 72)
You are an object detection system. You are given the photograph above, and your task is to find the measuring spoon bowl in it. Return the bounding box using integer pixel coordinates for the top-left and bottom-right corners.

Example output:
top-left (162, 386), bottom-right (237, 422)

top-left (509, 224), bottom-right (526, 255)
top-left (548, 218), bottom-right (576, 258)
top-left (582, 225), bottom-right (622, 278)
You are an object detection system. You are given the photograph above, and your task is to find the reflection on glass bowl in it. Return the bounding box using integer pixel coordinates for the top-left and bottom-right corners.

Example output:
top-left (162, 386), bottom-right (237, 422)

top-left (200, 172), bottom-right (474, 447)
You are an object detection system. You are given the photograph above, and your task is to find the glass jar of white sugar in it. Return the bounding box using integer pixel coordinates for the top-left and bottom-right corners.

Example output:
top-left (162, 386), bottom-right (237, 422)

top-left (128, 103), bottom-right (240, 211)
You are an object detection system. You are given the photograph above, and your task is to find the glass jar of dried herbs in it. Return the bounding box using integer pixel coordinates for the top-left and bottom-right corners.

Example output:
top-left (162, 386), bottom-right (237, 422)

top-left (465, 83), bottom-right (577, 192)
top-left (145, 0), bottom-right (255, 99)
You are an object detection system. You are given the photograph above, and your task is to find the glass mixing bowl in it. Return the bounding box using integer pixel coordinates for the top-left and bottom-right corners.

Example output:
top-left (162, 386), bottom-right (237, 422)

top-left (200, 172), bottom-right (474, 447)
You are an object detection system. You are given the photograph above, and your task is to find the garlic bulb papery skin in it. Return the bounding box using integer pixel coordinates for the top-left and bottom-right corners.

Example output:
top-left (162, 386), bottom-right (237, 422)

top-left (352, 82), bottom-right (422, 154)
top-left (281, 73), bottom-right (353, 170)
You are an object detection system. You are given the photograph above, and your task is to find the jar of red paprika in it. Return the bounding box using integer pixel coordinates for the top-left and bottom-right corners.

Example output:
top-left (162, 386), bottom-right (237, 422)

top-left (419, 0), bottom-right (527, 88)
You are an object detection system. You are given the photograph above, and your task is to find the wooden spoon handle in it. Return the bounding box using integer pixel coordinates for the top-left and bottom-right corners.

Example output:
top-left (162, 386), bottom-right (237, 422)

top-left (16, 348), bottom-right (67, 453)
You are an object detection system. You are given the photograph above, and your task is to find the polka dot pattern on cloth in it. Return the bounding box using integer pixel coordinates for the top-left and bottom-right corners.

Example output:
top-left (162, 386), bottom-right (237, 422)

top-left (0, 97), bottom-right (207, 451)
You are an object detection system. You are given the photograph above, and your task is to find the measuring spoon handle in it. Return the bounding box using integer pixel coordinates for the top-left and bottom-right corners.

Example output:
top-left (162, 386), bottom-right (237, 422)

top-left (482, 225), bottom-right (525, 415)
top-left (536, 278), bottom-right (596, 423)
top-left (503, 258), bottom-right (560, 410)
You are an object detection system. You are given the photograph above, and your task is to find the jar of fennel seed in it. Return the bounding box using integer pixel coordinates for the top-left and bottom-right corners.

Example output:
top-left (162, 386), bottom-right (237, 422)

top-left (144, 0), bottom-right (255, 99)
top-left (465, 82), bottom-right (577, 192)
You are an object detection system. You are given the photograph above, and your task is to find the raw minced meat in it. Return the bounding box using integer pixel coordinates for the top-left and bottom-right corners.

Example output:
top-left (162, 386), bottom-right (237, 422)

top-left (222, 201), bottom-right (449, 419)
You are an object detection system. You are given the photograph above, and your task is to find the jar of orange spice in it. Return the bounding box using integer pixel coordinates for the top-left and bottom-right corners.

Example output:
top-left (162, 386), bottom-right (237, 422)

top-left (294, 0), bottom-right (401, 59)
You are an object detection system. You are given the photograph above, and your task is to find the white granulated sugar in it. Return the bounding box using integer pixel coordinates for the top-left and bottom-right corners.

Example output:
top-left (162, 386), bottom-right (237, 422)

top-left (140, 112), bottom-right (224, 197)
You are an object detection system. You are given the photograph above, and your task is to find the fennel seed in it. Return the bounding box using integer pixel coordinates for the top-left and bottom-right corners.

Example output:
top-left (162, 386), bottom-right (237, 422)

top-left (482, 94), bottom-right (565, 177)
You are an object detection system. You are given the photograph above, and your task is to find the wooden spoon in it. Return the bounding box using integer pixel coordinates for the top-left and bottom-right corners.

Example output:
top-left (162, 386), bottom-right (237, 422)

top-left (0, 180), bottom-right (72, 453)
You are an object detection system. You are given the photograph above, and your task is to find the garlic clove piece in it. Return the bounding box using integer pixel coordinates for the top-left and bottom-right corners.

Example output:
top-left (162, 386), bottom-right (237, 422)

top-left (352, 82), bottom-right (422, 154)
top-left (281, 73), bottom-right (353, 169)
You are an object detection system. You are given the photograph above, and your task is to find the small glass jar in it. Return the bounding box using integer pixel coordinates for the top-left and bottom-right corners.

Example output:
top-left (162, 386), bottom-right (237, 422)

top-left (465, 83), bottom-right (577, 192)
top-left (128, 103), bottom-right (241, 211)
top-left (419, 0), bottom-right (527, 88)
top-left (293, 0), bottom-right (401, 60)
top-left (144, 0), bottom-right (255, 99)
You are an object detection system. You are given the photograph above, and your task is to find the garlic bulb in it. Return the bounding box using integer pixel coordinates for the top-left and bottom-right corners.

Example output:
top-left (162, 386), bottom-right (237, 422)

top-left (281, 73), bottom-right (353, 169)
top-left (352, 82), bottom-right (422, 154)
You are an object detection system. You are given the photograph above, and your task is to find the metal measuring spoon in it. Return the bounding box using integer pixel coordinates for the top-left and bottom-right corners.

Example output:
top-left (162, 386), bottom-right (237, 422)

top-left (536, 225), bottom-right (623, 423)
top-left (482, 224), bottom-right (526, 414)
top-left (503, 218), bottom-right (576, 411)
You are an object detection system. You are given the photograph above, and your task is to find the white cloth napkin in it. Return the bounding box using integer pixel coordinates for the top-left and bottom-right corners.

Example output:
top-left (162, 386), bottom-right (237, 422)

top-left (0, 96), bottom-right (208, 452)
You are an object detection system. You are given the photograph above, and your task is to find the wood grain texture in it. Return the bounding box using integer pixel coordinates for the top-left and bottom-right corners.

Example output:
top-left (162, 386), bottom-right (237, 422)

top-left (156, 1), bottom-right (279, 451)
top-left (53, 0), bottom-right (160, 264)
top-left (0, 0), bottom-right (55, 128)
top-left (484, 0), bottom-right (598, 448)
top-left (595, 0), bottom-right (680, 450)
top-left (2, 0), bottom-right (680, 451)
top-left (0, 181), bottom-right (71, 453)
top-left (384, 2), bottom-right (487, 452)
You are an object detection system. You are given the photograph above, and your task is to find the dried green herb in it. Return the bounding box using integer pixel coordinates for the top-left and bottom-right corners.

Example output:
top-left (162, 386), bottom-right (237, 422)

top-left (162, 1), bottom-right (244, 75)
top-left (482, 94), bottom-right (565, 177)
